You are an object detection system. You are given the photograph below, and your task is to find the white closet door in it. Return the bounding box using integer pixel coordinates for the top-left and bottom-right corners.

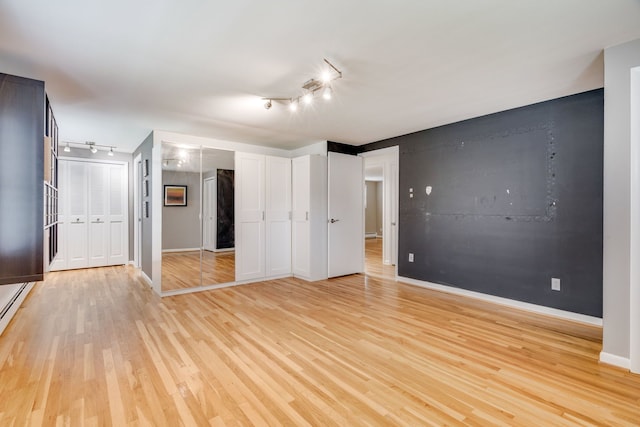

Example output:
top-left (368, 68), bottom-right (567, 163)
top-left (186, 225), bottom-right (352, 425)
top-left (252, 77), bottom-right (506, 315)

top-left (88, 163), bottom-right (109, 267)
top-left (108, 163), bottom-right (127, 265)
top-left (235, 152), bottom-right (265, 281)
top-left (265, 156), bottom-right (291, 277)
top-left (66, 161), bottom-right (89, 269)
top-left (292, 156), bottom-right (310, 277)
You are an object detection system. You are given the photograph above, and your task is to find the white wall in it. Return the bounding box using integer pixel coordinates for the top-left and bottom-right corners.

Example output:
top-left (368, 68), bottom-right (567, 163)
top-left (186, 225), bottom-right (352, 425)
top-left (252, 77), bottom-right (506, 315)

top-left (602, 37), bottom-right (640, 370)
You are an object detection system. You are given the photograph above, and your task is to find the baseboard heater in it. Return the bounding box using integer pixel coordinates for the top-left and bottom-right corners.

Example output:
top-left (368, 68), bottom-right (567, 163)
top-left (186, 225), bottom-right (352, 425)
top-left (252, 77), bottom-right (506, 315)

top-left (0, 282), bottom-right (33, 336)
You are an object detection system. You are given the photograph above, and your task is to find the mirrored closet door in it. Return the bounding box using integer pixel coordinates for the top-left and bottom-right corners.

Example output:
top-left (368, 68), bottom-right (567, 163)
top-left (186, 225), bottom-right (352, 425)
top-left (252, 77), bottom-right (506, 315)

top-left (161, 143), bottom-right (235, 292)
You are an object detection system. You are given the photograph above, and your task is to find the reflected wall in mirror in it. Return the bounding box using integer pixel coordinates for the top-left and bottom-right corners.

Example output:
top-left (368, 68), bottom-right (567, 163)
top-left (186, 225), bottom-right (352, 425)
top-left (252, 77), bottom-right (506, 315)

top-left (201, 147), bottom-right (235, 287)
top-left (161, 142), bottom-right (235, 292)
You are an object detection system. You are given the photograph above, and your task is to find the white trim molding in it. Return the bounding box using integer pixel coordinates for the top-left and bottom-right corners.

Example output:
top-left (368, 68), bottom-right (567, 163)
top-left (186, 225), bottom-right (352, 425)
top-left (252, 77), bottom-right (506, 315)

top-left (398, 276), bottom-right (603, 326)
top-left (140, 270), bottom-right (153, 288)
top-left (599, 351), bottom-right (631, 370)
top-left (162, 248), bottom-right (201, 253)
top-left (0, 282), bottom-right (34, 336)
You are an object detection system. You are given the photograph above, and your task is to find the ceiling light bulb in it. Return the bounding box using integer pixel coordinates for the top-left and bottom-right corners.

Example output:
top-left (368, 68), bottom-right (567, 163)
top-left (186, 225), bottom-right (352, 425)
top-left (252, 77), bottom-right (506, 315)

top-left (90, 146), bottom-right (98, 154)
top-left (108, 147), bottom-right (114, 156)
top-left (303, 93), bottom-right (313, 105)
top-left (321, 70), bottom-right (332, 83)
top-left (64, 143), bottom-right (71, 153)
top-left (289, 99), bottom-right (298, 112)
top-left (323, 85), bottom-right (333, 101)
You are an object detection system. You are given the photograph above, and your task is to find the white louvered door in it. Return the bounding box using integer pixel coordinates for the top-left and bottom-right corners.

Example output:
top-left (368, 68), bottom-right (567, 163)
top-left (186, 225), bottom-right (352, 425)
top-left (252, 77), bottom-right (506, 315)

top-left (52, 159), bottom-right (128, 271)
top-left (108, 163), bottom-right (127, 265)
top-left (88, 163), bottom-right (109, 267)
top-left (66, 161), bottom-right (89, 269)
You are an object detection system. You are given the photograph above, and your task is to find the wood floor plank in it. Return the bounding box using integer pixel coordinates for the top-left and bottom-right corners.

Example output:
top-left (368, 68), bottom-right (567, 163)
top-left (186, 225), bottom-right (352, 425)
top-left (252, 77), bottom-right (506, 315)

top-left (1, 265), bottom-right (640, 425)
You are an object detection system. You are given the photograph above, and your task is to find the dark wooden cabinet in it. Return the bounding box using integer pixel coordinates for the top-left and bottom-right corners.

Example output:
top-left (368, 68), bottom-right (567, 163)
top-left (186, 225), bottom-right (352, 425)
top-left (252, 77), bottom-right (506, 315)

top-left (0, 73), bottom-right (52, 285)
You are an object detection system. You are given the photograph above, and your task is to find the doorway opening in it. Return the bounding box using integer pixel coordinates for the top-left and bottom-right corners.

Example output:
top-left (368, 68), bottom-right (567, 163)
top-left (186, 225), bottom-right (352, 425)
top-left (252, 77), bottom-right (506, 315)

top-left (361, 147), bottom-right (399, 280)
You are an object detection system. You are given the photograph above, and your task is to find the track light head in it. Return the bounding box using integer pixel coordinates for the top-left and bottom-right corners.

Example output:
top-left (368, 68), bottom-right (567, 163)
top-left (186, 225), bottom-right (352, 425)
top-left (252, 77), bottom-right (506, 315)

top-left (108, 147), bottom-right (114, 156)
top-left (303, 92), bottom-right (313, 105)
top-left (322, 85), bottom-right (333, 101)
top-left (264, 99), bottom-right (272, 110)
top-left (64, 143), bottom-right (71, 153)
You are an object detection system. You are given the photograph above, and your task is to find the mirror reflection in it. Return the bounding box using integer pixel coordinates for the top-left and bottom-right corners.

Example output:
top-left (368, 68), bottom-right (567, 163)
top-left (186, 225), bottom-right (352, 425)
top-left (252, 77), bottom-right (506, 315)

top-left (161, 143), bottom-right (235, 291)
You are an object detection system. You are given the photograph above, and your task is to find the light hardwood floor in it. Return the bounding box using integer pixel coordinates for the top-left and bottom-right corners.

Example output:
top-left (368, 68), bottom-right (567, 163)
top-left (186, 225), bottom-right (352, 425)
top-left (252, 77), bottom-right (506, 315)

top-left (162, 251), bottom-right (235, 291)
top-left (1, 266), bottom-right (639, 426)
top-left (365, 237), bottom-right (396, 279)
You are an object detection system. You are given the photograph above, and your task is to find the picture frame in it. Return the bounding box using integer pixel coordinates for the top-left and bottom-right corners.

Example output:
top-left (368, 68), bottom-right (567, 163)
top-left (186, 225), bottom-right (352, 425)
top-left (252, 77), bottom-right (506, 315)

top-left (143, 159), bottom-right (149, 177)
top-left (164, 185), bottom-right (187, 206)
top-left (143, 179), bottom-right (149, 197)
top-left (143, 201), bottom-right (149, 218)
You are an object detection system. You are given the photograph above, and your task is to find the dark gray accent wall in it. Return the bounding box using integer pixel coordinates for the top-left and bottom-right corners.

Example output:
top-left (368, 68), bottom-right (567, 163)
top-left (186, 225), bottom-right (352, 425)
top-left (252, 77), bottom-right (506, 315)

top-left (216, 169), bottom-right (234, 249)
top-left (349, 89), bottom-right (604, 317)
top-left (399, 90), bottom-right (603, 316)
top-left (134, 132), bottom-right (153, 280)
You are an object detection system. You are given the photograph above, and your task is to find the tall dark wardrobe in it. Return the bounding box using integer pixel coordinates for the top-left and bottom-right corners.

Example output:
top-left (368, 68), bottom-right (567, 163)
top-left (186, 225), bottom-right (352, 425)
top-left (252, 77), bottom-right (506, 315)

top-left (0, 72), bottom-right (58, 285)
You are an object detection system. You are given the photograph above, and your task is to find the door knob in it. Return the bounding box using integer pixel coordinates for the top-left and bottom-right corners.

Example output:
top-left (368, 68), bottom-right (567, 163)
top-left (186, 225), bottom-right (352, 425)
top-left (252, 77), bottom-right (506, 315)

top-left (330, 218), bottom-right (340, 223)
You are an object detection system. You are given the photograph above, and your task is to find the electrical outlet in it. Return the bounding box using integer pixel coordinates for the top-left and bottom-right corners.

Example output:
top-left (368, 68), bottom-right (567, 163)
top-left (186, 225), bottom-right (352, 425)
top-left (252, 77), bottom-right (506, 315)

top-left (551, 278), bottom-right (561, 291)
top-left (408, 253), bottom-right (414, 262)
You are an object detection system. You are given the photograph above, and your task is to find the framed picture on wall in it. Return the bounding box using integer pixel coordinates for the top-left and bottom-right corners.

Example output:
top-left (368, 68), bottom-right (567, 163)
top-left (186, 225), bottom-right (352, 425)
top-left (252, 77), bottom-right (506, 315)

top-left (143, 159), bottom-right (149, 177)
top-left (143, 179), bottom-right (149, 197)
top-left (143, 201), bottom-right (149, 218)
top-left (164, 185), bottom-right (187, 206)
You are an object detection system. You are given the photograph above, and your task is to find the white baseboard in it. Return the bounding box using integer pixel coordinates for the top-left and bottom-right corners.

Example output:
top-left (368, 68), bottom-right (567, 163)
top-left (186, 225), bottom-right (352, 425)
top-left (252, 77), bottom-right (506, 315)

top-left (365, 233), bottom-right (377, 239)
top-left (599, 351), bottom-right (630, 370)
top-left (397, 276), bottom-right (603, 327)
top-left (140, 270), bottom-right (152, 287)
top-left (0, 282), bottom-right (34, 336)
top-left (162, 248), bottom-right (200, 253)
top-left (212, 248), bottom-right (235, 253)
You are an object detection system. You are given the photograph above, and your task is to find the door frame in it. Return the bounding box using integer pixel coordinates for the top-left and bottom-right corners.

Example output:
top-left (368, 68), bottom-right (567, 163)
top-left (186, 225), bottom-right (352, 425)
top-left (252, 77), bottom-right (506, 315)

top-left (360, 146), bottom-right (400, 277)
top-left (203, 176), bottom-right (217, 252)
top-left (133, 153), bottom-right (142, 268)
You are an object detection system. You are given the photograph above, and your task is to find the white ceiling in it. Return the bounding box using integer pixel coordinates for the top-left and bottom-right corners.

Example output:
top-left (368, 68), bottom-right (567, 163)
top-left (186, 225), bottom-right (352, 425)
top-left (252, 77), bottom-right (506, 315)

top-left (2, 1), bottom-right (640, 153)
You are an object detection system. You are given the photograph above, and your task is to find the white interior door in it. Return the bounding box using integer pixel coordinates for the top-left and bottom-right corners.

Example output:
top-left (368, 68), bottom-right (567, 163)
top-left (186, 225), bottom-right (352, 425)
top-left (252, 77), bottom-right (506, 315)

top-left (266, 156), bottom-right (291, 277)
top-left (235, 152), bottom-right (265, 281)
top-left (203, 177), bottom-right (216, 252)
top-left (328, 152), bottom-right (364, 277)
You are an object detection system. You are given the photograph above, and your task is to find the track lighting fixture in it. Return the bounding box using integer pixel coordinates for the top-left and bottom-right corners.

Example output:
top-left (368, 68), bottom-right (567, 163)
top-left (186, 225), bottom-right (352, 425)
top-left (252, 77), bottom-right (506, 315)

top-left (61, 141), bottom-right (117, 155)
top-left (261, 58), bottom-right (343, 112)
